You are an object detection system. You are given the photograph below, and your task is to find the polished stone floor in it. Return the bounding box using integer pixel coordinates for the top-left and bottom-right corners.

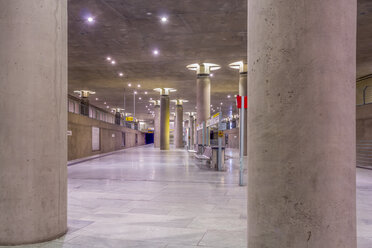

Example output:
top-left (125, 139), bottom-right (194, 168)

top-left (2, 145), bottom-right (372, 247)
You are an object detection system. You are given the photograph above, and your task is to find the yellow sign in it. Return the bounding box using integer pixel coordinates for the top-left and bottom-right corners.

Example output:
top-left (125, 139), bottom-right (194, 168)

top-left (218, 131), bottom-right (224, 137)
top-left (212, 112), bottom-right (220, 119)
top-left (126, 116), bottom-right (134, 122)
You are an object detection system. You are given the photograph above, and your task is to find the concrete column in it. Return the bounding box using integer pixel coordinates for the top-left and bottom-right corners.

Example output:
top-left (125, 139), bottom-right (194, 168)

top-left (172, 99), bottom-right (188, 148)
top-left (187, 63), bottom-right (220, 145)
top-left (248, 0), bottom-right (356, 247)
top-left (0, 0), bottom-right (67, 245)
top-left (160, 95), bottom-right (170, 150)
top-left (155, 88), bottom-right (176, 150)
top-left (151, 100), bottom-right (161, 148)
top-left (175, 105), bottom-right (183, 148)
top-left (230, 62), bottom-right (248, 156)
top-left (190, 114), bottom-right (195, 148)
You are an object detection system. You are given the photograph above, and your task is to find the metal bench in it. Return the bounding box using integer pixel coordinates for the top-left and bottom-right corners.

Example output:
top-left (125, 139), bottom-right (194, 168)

top-left (195, 146), bottom-right (212, 161)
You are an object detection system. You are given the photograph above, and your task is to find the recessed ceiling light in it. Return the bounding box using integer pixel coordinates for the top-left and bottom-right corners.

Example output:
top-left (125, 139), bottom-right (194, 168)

top-left (146, 105), bottom-right (148, 108)
top-left (106, 57), bottom-right (111, 61)
top-left (104, 102), bottom-right (107, 104)
top-left (137, 84), bottom-right (141, 88)
top-left (128, 83), bottom-right (132, 87)
top-left (161, 17), bottom-right (168, 23)
top-left (139, 97), bottom-right (142, 100)
top-left (106, 106), bottom-right (110, 108)
top-left (134, 91), bottom-right (137, 94)
top-left (220, 102), bottom-right (223, 105)
top-left (227, 95), bottom-right (231, 98)
top-left (95, 98), bottom-right (99, 100)
top-left (153, 50), bottom-right (159, 55)
top-left (149, 103), bottom-right (152, 106)
top-left (144, 91), bottom-right (148, 94)
top-left (210, 73), bottom-right (214, 77)
top-left (119, 72), bottom-right (124, 77)
top-left (111, 60), bottom-right (116, 65)
top-left (87, 16), bottom-right (94, 23)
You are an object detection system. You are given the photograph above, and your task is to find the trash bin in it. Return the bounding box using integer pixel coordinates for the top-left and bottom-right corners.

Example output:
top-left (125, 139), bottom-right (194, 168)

top-left (211, 146), bottom-right (225, 171)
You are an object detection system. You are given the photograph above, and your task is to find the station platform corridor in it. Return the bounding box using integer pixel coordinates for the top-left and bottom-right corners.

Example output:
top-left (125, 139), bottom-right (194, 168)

top-left (0, 145), bottom-right (371, 248)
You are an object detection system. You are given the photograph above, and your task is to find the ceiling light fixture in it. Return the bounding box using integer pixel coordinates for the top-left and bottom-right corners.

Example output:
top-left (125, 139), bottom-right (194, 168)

top-left (137, 84), bottom-right (141, 88)
top-left (153, 50), bottom-right (159, 55)
top-left (106, 57), bottom-right (111, 61)
top-left (111, 60), bottom-right (116, 65)
top-left (128, 83), bottom-right (132, 87)
top-left (104, 102), bottom-right (107, 104)
top-left (144, 91), bottom-right (148, 94)
top-left (227, 95), bottom-right (231, 98)
top-left (139, 97), bottom-right (142, 100)
top-left (87, 16), bottom-right (94, 23)
top-left (119, 72), bottom-right (124, 77)
top-left (161, 17), bottom-right (168, 23)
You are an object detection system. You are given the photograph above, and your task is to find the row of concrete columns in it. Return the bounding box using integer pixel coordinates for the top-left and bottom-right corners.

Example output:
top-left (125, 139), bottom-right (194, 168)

top-left (0, 0), bottom-right (357, 246)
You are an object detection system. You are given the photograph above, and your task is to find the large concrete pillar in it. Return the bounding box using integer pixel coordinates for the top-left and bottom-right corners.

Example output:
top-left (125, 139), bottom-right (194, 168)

top-left (189, 113), bottom-right (196, 149)
top-left (151, 100), bottom-right (161, 148)
top-left (248, 0), bottom-right (356, 247)
top-left (187, 63), bottom-right (220, 144)
top-left (172, 99), bottom-right (187, 148)
top-left (230, 61), bottom-right (248, 156)
top-left (155, 88), bottom-right (176, 150)
top-left (0, 0), bottom-right (67, 245)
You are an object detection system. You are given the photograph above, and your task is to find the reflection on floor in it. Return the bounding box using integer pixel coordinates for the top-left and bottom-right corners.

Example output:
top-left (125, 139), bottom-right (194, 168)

top-left (1, 145), bottom-right (372, 247)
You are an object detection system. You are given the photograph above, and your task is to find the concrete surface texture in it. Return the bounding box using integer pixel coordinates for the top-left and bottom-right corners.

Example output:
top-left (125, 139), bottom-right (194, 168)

top-left (67, 0), bottom-right (247, 121)
top-left (248, 0), bottom-right (356, 247)
top-left (160, 95), bottom-right (170, 150)
top-left (1, 146), bottom-right (372, 248)
top-left (175, 104), bottom-right (184, 148)
top-left (0, 0), bottom-right (68, 244)
top-left (68, 113), bottom-right (146, 161)
top-left (154, 105), bottom-right (161, 148)
top-left (196, 76), bottom-right (211, 144)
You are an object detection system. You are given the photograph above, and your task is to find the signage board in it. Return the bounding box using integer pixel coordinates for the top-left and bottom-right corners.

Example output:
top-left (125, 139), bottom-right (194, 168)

top-left (207, 112), bottom-right (220, 127)
top-left (218, 130), bottom-right (224, 137)
top-left (126, 116), bottom-right (134, 122)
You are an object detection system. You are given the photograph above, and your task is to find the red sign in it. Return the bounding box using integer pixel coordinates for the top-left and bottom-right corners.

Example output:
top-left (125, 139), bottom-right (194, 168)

top-left (236, 95), bottom-right (247, 109)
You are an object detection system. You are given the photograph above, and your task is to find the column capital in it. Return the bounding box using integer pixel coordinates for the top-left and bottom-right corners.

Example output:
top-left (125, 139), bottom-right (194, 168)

top-left (186, 112), bottom-right (196, 117)
top-left (171, 99), bottom-right (188, 106)
top-left (74, 90), bottom-right (96, 98)
top-left (149, 99), bottom-right (161, 106)
top-left (186, 63), bottom-right (221, 75)
top-left (154, 88), bottom-right (176, 96)
top-left (229, 61), bottom-right (247, 74)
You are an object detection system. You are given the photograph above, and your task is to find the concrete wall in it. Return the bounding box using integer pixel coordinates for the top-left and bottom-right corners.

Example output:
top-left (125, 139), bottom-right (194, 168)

top-left (224, 128), bottom-right (239, 149)
top-left (68, 112), bottom-right (146, 161)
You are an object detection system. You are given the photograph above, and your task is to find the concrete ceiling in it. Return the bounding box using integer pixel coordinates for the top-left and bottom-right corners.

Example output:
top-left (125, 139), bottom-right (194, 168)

top-left (68, 0), bottom-right (372, 120)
